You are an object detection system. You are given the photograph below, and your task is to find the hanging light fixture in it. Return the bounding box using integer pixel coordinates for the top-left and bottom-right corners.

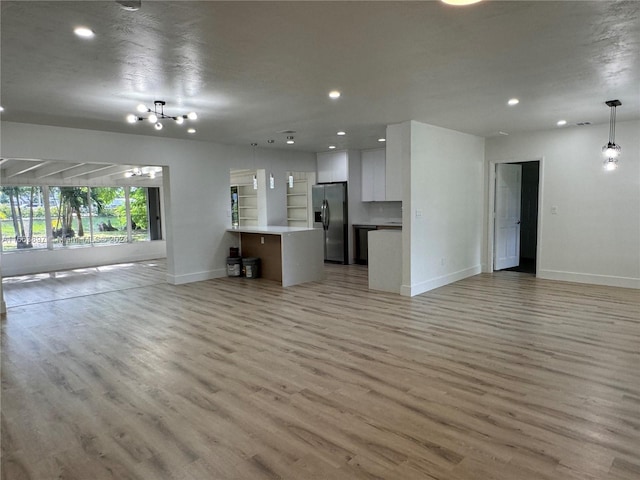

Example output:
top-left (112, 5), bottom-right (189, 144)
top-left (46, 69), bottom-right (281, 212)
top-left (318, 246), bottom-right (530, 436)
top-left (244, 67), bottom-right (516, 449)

top-left (602, 99), bottom-right (621, 171)
top-left (126, 100), bottom-right (197, 131)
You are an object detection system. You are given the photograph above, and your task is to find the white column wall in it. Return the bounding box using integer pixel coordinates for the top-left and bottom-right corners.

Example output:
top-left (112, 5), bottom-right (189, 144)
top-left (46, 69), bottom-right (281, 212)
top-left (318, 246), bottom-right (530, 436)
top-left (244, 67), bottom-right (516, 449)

top-left (401, 121), bottom-right (485, 296)
top-left (0, 122), bottom-right (316, 284)
top-left (485, 120), bottom-right (640, 288)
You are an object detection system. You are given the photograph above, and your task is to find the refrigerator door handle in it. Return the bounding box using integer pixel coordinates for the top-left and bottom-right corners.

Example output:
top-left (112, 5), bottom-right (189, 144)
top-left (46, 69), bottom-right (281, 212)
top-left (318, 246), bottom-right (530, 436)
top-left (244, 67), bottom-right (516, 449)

top-left (324, 199), bottom-right (330, 230)
top-left (321, 199), bottom-right (329, 230)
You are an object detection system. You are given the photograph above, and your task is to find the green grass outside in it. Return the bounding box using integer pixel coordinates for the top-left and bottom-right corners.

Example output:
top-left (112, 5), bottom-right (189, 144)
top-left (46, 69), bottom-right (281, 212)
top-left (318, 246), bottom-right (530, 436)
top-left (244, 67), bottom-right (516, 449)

top-left (1, 215), bottom-right (149, 251)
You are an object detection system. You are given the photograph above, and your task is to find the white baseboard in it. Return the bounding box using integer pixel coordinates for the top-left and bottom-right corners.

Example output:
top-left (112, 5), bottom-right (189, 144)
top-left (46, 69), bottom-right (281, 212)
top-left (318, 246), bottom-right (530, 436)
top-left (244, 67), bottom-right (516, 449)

top-left (401, 265), bottom-right (482, 297)
top-left (166, 267), bottom-right (227, 285)
top-left (537, 269), bottom-right (640, 289)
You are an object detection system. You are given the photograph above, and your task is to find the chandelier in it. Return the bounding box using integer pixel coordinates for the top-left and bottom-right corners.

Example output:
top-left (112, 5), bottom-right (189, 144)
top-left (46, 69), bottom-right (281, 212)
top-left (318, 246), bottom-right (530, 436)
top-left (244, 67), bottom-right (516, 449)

top-left (602, 99), bottom-right (621, 171)
top-left (126, 100), bottom-right (197, 131)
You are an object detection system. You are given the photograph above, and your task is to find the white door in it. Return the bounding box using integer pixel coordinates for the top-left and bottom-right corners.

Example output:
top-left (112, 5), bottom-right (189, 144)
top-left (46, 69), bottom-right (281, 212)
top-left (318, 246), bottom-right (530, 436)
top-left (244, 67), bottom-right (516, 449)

top-left (494, 163), bottom-right (522, 270)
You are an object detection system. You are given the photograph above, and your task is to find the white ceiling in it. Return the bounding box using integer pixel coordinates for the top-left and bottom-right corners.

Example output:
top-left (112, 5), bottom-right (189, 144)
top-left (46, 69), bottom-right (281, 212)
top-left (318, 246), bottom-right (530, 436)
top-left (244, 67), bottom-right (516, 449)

top-left (1, 0), bottom-right (639, 154)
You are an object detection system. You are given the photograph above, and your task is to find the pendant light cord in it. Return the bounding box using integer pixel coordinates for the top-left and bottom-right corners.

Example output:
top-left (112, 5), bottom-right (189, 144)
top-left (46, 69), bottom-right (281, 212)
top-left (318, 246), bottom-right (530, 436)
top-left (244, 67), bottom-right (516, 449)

top-left (609, 105), bottom-right (616, 144)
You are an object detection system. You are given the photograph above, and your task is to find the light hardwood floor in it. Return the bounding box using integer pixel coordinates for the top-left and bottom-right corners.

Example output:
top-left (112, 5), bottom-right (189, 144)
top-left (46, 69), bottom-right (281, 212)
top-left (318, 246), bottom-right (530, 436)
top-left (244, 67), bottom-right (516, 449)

top-left (2, 262), bottom-right (639, 479)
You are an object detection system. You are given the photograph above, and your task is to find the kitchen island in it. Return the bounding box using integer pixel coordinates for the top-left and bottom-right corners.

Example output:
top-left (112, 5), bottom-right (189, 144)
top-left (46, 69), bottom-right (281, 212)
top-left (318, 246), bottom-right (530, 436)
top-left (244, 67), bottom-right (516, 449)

top-left (227, 226), bottom-right (324, 287)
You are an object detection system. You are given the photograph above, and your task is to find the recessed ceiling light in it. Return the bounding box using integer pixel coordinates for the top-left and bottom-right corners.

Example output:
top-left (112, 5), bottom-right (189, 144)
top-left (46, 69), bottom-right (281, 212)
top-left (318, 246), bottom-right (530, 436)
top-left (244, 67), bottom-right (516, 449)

top-left (329, 90), bottom-right (341, 99)
top-left (441, 0), bottom-right (482, 5)
top-left (328, 145), bottom-right (336, 150)
top-left (498, 131), bottom-right (509, 136)
top-left (187, 128), bottom-right (196, 134)
top-left (557, 120), bottom-right (567, 126)
top-left (74, 26), bottom-right (95, 38)
top-left (378, 138), bottom-right (386, 142)
top-left (507, 98), bottom-right (519, 106)
top-left (0, 106), bottom-right (4, 112)
top-left (337, 131), bottom-right (346, 136)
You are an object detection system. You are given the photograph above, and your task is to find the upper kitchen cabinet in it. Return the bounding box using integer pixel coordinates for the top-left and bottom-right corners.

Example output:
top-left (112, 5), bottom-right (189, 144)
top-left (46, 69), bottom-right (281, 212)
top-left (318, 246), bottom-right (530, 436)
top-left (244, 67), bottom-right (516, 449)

top-left (317, 151), bottom-right (348, 183)
top-left (385, 123), bottom-right (405, 201)
top-left (361, 148), bottom-right (386, 202)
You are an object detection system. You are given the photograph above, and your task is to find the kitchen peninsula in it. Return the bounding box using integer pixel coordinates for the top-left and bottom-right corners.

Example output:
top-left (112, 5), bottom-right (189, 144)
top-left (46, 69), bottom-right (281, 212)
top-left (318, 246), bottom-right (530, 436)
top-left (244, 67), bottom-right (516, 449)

top-left (227, 226), bottom-right (324, 287)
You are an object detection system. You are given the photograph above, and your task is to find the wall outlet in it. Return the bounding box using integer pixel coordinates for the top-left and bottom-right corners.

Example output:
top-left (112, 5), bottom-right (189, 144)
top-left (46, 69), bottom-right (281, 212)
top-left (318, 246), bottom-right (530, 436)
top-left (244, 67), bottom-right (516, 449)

top-left (416, 209), bottom-right (423, 218)
top-left (551, 206), bottom-right (558, 215)
top-left (260, 236), bottom-right (265, 244)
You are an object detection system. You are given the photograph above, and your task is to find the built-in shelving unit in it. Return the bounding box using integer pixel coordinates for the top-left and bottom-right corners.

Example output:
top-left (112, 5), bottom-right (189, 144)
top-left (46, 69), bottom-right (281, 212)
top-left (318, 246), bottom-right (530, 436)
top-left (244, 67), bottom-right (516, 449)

top-left (286, 171), bottom-right (316, 227)
top-left (230, 169), bottom-right (266, 227)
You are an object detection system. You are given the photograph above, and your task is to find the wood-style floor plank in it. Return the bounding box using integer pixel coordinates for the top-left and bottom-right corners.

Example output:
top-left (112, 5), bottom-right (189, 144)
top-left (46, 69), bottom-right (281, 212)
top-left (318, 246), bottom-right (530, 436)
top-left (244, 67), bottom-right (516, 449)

top-left (2, 261), bottom-right (639, 479)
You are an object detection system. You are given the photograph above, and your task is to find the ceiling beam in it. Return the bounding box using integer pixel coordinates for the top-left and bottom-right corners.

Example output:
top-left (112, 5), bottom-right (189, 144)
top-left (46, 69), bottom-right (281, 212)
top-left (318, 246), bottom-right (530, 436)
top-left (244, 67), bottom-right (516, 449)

top-left (33, 162), bottom-right (81, 179)
top-left (60, 163), bottom-right (115, 179)
top-left (2, 160), bottom-right (49, 178)
top-left (79, 164), bottom-right (136, 181)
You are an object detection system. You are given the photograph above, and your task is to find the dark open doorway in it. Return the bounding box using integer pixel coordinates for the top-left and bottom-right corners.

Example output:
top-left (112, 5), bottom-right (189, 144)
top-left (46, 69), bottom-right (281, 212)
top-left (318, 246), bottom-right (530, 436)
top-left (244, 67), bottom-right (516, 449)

top-left (504, 161), bottom-right (539, 274)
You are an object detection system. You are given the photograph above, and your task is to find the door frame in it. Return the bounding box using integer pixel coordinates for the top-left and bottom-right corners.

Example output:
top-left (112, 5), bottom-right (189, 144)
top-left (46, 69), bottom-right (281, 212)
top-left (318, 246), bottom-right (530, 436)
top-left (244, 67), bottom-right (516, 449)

top-left (486, 157), bottom-right (544, 275)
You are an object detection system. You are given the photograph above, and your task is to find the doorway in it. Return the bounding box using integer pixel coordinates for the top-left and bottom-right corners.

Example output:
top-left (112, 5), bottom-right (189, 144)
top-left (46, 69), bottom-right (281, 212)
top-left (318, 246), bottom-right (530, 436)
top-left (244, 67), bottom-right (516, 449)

top-left (491, 160), bottom-right (540, 274)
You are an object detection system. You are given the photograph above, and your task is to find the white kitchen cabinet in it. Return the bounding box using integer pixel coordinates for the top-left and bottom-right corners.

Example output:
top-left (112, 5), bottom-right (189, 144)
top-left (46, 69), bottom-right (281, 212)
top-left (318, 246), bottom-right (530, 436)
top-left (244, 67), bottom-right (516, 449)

top-left (361, 148), bottom-right (386, 202)
top-left (385, 123), bottom-right (404, 201)
top-left (317, 151), bottom-right (348, 183)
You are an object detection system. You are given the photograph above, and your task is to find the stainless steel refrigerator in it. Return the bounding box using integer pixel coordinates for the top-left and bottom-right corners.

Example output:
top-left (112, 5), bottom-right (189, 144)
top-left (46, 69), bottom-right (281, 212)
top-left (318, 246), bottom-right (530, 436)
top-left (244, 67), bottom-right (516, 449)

top-left (312, 182), bottom-right (348, 264)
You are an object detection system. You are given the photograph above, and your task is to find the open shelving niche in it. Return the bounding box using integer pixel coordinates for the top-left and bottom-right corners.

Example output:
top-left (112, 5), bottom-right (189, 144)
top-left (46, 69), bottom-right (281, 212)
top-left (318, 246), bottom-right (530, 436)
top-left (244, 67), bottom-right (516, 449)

top-left (230, 169), bottom-right (267, 227)
top-left (286, 171), bottom-right (316, 228)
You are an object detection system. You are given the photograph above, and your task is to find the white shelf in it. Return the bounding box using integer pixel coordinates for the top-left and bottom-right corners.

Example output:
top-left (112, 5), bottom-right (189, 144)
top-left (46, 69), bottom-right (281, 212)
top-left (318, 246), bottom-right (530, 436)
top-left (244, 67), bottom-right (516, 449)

top-left (285, 171), bottom-right (316, 227)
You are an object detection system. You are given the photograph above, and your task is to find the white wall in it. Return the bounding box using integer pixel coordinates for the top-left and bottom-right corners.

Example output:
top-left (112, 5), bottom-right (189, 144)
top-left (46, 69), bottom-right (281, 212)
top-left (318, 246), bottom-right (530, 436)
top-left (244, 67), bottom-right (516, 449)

top-left (2, 242), bottom-right (166, 277)
top-left (485, 120), bottom-right (640, 288)
top-left (401, 121), bottom-right (485, 296)
top-left (1, 122), bottom-right (316, 284)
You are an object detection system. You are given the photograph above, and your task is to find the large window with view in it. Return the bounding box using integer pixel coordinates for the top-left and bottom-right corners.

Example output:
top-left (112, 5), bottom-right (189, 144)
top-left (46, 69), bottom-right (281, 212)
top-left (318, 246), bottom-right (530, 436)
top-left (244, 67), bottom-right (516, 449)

top-left (0, 185), bottom-right (159, 252)
top-left (0, 186), bottom-right (47, 251)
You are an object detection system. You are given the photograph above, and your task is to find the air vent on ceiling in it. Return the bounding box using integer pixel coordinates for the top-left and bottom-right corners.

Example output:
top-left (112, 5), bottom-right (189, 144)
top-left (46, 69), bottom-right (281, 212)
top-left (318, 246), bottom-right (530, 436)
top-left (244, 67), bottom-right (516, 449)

top-left (116, 0), bottom-right (141, 11)
top-left (576, 121), bottom-right (592, 126)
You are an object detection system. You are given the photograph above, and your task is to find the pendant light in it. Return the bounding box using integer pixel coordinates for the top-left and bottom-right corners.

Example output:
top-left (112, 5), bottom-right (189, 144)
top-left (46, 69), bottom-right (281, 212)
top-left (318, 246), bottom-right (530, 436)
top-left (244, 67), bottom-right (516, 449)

top-left (602, 99), bottom-right (621, 171)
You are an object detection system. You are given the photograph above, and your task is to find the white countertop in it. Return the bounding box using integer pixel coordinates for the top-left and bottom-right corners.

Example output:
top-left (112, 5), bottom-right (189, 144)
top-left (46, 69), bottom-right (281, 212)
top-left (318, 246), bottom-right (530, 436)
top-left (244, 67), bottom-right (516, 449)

top-left (353, 222), bottom-right (403, 227)
top-left (227, 226), bottom-right (319, 235)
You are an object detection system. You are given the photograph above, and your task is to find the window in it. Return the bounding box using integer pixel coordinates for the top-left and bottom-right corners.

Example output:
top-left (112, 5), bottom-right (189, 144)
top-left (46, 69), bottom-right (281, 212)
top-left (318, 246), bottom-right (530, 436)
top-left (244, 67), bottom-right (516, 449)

top-left (129, 187), bottom-right (150, 242)
top-left (0, 186), bottom-right (47, 251)
top-left (0, 185), bottom-right (159, 252)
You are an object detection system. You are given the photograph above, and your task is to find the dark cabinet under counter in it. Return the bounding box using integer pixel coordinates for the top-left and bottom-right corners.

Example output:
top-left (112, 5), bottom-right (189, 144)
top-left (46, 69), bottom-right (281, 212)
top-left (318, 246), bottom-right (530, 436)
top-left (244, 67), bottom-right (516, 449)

top-left (354, 226), bottom-right (377, 264)
top-left (353, 224), bottom-right (401, 265)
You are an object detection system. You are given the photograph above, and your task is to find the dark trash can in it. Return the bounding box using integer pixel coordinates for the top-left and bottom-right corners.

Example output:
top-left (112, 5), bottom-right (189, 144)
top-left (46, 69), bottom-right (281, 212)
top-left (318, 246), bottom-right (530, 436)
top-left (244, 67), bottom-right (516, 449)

top-left (242, 257), bottom-right (261, 279)
top-left (227, 257), bottom-right (242, 277)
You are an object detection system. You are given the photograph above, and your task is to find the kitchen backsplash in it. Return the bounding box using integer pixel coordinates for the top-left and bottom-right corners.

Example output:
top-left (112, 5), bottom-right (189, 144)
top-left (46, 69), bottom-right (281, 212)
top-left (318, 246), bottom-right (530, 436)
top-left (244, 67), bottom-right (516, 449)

top-left (363, 201), bottom-right (402, 223)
